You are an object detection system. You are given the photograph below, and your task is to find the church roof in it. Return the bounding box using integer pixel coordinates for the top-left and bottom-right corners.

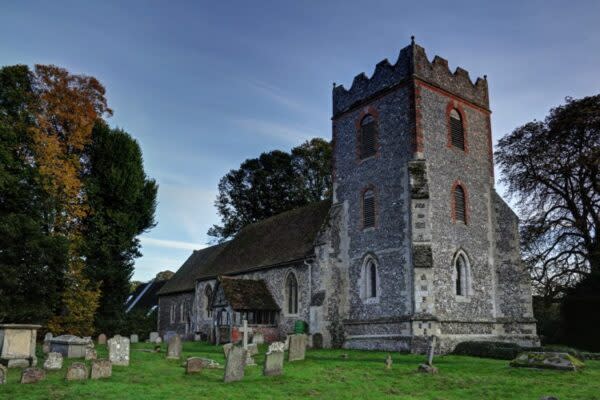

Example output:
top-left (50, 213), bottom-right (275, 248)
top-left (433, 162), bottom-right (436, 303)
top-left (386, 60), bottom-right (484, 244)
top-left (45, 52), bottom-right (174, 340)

top-left (219, 277), bottom-right (280, 311)
top-left (157, 200), bottom-right (331, 296)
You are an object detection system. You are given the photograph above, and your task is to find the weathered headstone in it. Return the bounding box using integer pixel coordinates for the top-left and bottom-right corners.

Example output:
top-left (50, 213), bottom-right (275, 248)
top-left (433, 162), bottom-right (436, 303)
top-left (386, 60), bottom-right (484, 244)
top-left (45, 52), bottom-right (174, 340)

top-left (223, 343), bottom-right (234, 358)
top-left (288, 334), bottom-right (307, 362)
top-left (252, 332), bottom-right (264, 345)
top-left (223, 346), bottom-right (246, 383)
top-left (312, 333), bottom-right (323, 349)
top-left (66, 362), bottom-right (88, 381)
top-left (90, 359), bottom-right (112, 379)
top-left (149, 332), bottom-right (159, 342)
top-left (0, 364), bottom-right (7, 384)
top-left (21, 367), bottom-right (46, 384)
top-left (247, 343), bottom-right (259, 356)
top-left (85, 348), bottom-right (97, 361)
top-left (186, 357), bottom-right (204, 374)
top-left (108, 335), bottom-right (130, 366)
top-left (385, 354), bottom-right (392, 370)
top-left (263, 342), bottom-right (284, 376)
top-left (44, 332), bottom-right (53, 341)
top-left (167, 334), bottom-right (182, 359)
top-left (98, 333), bottom-right (107, 345)
top-left (130, 334), bottom-right (139, 344)
top-left (43, 332), bottom-right (53, 354)
top-left (155, 336), bottom-right (162, 344)
top-left (43, 352), bottom-right (63, 370)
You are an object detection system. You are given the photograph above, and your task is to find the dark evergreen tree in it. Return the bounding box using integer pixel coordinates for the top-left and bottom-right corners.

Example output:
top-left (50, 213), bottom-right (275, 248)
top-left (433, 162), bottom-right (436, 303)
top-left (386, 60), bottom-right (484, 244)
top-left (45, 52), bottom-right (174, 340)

top-left (0, 65), bottom-right (68, 323)
top-left (83, 120), bottom-right (157, 334)
top-left (208, 138), bottom-right (331, 241)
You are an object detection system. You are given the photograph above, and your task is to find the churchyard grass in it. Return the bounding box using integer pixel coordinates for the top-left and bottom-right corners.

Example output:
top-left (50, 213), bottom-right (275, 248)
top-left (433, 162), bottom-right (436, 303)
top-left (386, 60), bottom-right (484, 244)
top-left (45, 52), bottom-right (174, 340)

top-left (2, 341), bottom-right (599, 399)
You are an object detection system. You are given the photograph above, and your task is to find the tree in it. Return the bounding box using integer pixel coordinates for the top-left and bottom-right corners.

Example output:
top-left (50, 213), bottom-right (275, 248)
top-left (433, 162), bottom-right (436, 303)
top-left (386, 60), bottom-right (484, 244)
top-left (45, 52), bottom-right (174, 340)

top-left (82, 121), bottom-right (157, 335)
top-left (495, 95), bottom-right (600, 349)
top-left (0, 65), bottom-right (68, 323)
top-left (32, 65), bottom-right (112, 335)
top-left (208, 138), bottom-right (331, 241)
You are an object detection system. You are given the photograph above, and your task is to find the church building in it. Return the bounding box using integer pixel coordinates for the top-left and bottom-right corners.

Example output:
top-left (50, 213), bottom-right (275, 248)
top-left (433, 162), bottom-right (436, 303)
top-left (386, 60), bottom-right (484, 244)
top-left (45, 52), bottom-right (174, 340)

top-left (156, 39), bottom-right (539, 353)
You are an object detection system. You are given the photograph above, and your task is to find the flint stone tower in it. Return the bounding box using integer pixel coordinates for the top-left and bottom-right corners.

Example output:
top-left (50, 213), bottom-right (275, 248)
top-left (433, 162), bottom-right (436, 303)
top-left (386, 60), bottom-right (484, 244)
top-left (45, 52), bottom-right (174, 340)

top-left (331, 38), bottom-right (539, 352)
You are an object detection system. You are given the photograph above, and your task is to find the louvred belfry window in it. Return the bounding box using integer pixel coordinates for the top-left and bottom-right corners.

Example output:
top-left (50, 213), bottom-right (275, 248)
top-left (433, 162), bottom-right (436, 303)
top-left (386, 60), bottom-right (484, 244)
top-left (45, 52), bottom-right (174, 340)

top-left (454, 185), bottom-right (467, 224)
top-left (363, 189), bottom-right (375, 228)
top-left (360, 115), bottom-right (377, 159)
top-left (450, 109), bottom-right (465, 150)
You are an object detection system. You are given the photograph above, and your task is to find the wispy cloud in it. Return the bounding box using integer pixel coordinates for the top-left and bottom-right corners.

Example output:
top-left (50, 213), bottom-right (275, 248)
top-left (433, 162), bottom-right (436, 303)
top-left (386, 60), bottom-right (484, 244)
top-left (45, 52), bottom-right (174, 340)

top-left (247, 79), bottom-right (312, 114)
top-left (234, 117), bottom-right (318, 145)
top-left (140, 237), bottom-right (207, 251)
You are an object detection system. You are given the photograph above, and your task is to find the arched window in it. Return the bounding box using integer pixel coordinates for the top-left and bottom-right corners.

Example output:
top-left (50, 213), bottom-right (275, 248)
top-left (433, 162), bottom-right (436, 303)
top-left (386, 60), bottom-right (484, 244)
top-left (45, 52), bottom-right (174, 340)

top-left (454, 251), bottom-right (470, 297)
top-left (361, 256), bottom-right (379, 300)
top-left (363, 189), bottom-right (375, 228)
top-left (286, 273), bottom-right (298, 314)
top-left (453, 184), bottom-right (467, 224)
top-left (204, 285), bottom-right (213, 318)
top-left (450, 109), bottom-right (465, 150)
top-left (360, 115), bottom-right (378, 159)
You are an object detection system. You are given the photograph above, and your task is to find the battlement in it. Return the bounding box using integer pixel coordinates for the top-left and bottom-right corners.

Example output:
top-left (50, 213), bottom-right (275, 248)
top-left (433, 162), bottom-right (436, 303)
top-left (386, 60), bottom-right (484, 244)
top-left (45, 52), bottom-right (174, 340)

top-left (332, 40), bottom-right (489, 117)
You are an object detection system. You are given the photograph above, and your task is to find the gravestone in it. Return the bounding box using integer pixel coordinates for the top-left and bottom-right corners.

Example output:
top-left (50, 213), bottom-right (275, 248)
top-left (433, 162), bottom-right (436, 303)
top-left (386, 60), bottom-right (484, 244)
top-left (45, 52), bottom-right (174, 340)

top-left (50, 335), bottom-right (91, 358)
top-left (149, 332), bottom-right (159, 342)
top-left (284, 335), bottom-right (290, 350)
top-left (85, 348), bottom-right (97, 361)
top-left (66, 362), bottom-right (88, 381)
top-left (510, 352), bottom-right (584, 371)
top-left (0, 364), bottom-right (7, 384)
top-left (223, 346), bottom-right (246, 383)
top-left (90, 359), bottom-right (112, 379)
top-left (0, 324), bottom-right (41, 368)
top-left (167, 334), bottom-right (182, 359)
top-left (155, 336), bottom-right (162, 344)
top-left (263, 342), bottom-right (284, 376)
top-left (288, 334), bottom-right (307, 362)
top-left (43, 332), bottom-right (53, 354)
top-left (312, 333), bottom-right (323, 349)
top-left (223, 343), bottom-right (234, 358)
top-left (385, 354), bottom-right (392, 370)
top-left (247, 343), bottom-right (259, 356)
top-left (252, 332), bottom-right (264, 345)
top-left (43, 352), bottom-right (63, 370)
top-left (417, 336), bottom-right (438, 374)
top-left (130, 334), bottom-right (139, 344)
top-left (239, 320), bottom-right (256, 366)
top-left (186, 357), bottom-right (204, 374)
top-left (97, 333), bottom-right (107, 345)
top-left (21, 367), bottom-right (46, 384)
top-left (108, 335), bottom-right (130, 366)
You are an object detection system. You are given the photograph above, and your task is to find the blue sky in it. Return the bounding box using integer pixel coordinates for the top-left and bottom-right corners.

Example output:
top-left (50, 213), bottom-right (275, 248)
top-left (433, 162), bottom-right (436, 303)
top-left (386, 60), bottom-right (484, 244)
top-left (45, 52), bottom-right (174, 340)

top-left (2, 1), bottom-right (599, 281)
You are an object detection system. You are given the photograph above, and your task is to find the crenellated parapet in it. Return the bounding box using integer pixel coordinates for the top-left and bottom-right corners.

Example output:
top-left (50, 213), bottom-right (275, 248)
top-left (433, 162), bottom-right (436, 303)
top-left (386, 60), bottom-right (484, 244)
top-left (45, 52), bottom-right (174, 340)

top-left (332, 40), bottom-right (489, 117)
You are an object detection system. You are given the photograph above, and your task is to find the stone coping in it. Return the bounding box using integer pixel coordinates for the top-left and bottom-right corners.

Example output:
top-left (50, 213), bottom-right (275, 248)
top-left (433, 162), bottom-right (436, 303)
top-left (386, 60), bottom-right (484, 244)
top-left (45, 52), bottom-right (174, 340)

top-left (0, 324), bottom-right (42, 329)
top-left (49, 335), bottom-right (91, 344)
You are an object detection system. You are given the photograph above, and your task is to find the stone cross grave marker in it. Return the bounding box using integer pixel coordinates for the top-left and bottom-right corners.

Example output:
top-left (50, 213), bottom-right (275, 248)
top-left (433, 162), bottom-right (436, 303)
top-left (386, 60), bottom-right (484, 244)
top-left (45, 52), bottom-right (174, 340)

top-left (223, 346), bottom-right (247, 383)
top-left (288, 334), bottom-right (307, 362)
top-left (239, 320), bottom-right (256, 366)
top-left (108, 335), bottom-right (130, 366)
top-left (263, 342), bottom-right (284, 376)
top-left (167, 334), bottom-right (182, 359)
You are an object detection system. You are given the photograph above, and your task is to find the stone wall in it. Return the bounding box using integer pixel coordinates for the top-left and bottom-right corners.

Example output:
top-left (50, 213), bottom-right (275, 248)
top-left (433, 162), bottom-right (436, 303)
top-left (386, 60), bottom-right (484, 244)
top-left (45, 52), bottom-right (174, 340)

top-left (332, 80), bottom-right (414, 350)
top-left (157, 292), bottom-right (194, 340)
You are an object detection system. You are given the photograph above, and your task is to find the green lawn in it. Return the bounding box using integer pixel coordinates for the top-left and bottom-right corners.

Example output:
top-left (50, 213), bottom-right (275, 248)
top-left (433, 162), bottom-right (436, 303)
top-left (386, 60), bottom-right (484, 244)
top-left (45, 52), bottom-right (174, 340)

top-left (2, 341), bottom-right (599, 400)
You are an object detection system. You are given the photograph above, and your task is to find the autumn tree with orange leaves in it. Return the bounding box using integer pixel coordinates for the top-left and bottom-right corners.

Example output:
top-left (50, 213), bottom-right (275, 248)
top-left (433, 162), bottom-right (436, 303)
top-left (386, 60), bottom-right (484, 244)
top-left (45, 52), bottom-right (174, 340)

top-left (31, 65), bottom-right (112, 336)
